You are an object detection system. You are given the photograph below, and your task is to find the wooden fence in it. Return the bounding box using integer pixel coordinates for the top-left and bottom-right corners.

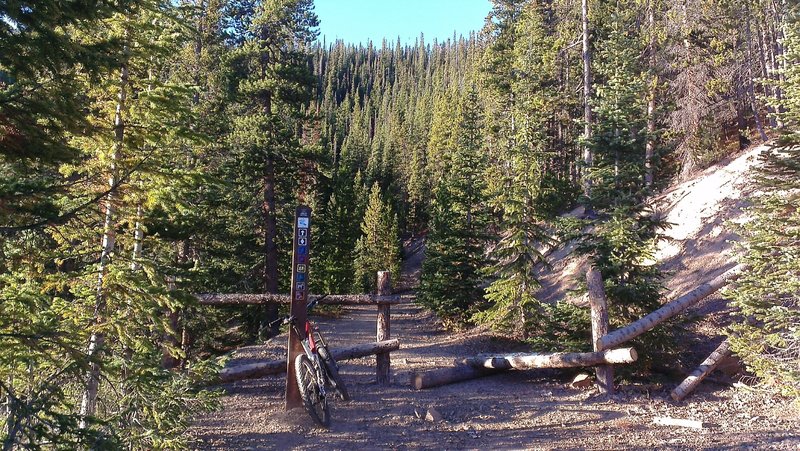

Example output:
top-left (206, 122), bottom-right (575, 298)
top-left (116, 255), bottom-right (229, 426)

top-left (195, 271), bottom-right (408, 384)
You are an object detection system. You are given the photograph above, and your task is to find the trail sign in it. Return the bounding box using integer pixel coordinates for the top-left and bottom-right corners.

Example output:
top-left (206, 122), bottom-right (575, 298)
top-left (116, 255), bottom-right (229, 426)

top-left (286, 205), bottom-right (312, 409)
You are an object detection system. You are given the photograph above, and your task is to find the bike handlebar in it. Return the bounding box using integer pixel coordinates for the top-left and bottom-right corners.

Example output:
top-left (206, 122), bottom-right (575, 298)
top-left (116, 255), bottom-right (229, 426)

top-left (269, 294), bottom-right (330, 327)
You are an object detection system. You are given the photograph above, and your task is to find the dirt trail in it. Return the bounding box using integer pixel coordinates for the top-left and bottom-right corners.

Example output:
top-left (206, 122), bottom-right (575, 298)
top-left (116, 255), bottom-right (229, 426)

top-left (191, 150), bottom-right (800, 449)
top-left (191, 303), bottom-right (799, 450)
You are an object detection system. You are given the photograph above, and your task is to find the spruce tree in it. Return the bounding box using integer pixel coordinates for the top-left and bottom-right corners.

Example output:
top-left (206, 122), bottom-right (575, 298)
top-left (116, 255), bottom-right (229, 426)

top-left (353, 183), bottom-right (401, 293)
top-left (419, 87), bottom-right (488, 325)
top-left (730, 5), bottom-right (800, 396)
top-left (227, 0), bottom-right (318, 334)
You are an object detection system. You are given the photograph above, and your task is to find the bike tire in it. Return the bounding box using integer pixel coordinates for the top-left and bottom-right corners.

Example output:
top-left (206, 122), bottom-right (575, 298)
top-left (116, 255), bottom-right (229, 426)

top-left (294, 354), bottom-right (330, 427)
top-left (318, 345), bottom-right (350, 401)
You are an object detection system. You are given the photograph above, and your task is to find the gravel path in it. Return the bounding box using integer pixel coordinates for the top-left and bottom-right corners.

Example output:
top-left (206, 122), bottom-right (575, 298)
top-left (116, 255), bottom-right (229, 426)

top-left (190, 301), bottom-right (800, 450)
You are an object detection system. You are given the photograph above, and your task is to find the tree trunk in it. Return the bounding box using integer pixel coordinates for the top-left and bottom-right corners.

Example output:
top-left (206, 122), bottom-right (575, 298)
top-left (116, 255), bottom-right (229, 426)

top-left (755, 18), bottom-right (777, 127)
top-left (80, 52), bottom-right (129, 427)
top-left (131, 204), bottom-right (143, 270)
top-left (582, 0), bottom-right (593, 199)
top-left (645, 0), bottom-right (656, 187)
top-left (463, 348), bottom-right (637, 370)
top-left (599, 266), bottom-right (744, 350)
top-left (262, 88), bottom-right (280, 337)
top-left (671, 341), bottom-right (732, 401)
top-left (745, 8), bottom-right (769, 142)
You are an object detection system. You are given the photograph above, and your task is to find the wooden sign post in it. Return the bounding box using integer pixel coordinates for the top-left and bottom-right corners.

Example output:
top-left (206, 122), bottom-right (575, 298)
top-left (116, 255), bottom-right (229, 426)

top-left (286, 205), bottom-right (311, 410)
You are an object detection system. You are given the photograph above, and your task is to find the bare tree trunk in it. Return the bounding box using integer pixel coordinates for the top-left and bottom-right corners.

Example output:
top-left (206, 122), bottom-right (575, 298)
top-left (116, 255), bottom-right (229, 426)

top-left (582, 0), bottom-right (593, 199)
top-left (645, 0), bottom-right (657, 187)
top-left (755, 18), bottom-right (777, 127)
top-left (745, 6), bottom-right (769, 142)
top-left (262, 90), bottom-right (280, 337)
top-left (80, 52), bottom-right (129, 427)
top-left (131, 205), bottom-right (143, 270)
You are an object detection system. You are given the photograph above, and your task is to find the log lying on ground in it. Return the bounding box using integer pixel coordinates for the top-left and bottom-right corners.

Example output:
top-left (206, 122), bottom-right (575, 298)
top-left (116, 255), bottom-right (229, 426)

top-left (217, 339), bottom-right (400, 383)
top-left (463, 348), bottom-right (638, 370)
top-left (599, 265), bottom-right (745, 350)
top-left (197, 293), bottom-right (410, 306)
top-left (671, 340), bottom-right (732, 402)
top-left (411, 366), bottom-right (505, 390)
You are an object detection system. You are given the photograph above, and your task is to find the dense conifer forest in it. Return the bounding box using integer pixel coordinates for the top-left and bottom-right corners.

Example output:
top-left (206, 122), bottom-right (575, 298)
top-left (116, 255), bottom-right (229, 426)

top-left (1, 0), bottom-right (798, 447)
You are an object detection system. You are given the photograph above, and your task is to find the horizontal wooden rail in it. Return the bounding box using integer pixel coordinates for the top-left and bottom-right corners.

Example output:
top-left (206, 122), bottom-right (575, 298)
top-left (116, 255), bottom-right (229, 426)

top-left (195, 293), bottom-right (412, 306)
top-left (218, 339), bottom-right (400, 383)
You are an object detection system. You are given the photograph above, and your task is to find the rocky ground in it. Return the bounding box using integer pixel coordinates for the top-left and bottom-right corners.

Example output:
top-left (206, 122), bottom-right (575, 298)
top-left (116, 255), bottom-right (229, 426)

top-left (190, 303), bottom-right (799, 450)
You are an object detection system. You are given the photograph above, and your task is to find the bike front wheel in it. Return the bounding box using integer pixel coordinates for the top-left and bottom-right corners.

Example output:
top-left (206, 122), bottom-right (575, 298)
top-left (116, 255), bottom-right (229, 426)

top-left (317, 345), bottom-right (350, 401)
top-left (294, 354), bottom-right (330, 427)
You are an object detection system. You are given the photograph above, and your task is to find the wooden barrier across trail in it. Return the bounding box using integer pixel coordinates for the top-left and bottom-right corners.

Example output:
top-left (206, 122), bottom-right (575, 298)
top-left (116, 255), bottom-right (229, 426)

top-left (411, 265), bottom-right (742, 392)
top-left (411, 348), bottom-right (637, 390)
top-left (197, 271), bottom-right (406, 385)
top-left (463, 348), bottom-right (638, 370)
top-left (671, 340), bottom-right (732, 401)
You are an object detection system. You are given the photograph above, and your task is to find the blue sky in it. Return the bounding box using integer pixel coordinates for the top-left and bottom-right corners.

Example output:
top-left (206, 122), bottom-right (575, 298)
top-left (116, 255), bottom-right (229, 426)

top-left (314, 0), bottom-right (492, 46)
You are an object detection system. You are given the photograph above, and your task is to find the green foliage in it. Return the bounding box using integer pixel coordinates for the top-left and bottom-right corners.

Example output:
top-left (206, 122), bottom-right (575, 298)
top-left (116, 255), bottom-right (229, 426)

top-left (730, 6), bottom-right (800, 396)
top-left (0, 0), bottom-right (126, 228)
top-left (578, 207), bottom-right (673, 367)
top-left (353, 183), bottom-right (401, 292)
top-left (475, 2), bottom-right (560, 340)
top-left (419, 87), bottom-right (489, 325)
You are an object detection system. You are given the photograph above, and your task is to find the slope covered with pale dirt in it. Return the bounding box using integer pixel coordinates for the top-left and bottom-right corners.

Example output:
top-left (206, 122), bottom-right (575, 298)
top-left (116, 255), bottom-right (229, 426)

top-left (537, 143), bottom-right (765, 305)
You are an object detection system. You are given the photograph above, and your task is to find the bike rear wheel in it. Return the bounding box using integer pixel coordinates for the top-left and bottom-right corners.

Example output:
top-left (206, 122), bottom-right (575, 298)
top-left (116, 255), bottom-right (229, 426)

top-left (294, 354), bottom-right (330, 427)
top-left (318, 345), bottom-right (350, 401)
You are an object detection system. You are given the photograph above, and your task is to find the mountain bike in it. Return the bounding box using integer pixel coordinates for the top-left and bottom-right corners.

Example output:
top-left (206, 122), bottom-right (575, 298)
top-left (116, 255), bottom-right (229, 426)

top-left (277, 295), bottom-right (349, 427)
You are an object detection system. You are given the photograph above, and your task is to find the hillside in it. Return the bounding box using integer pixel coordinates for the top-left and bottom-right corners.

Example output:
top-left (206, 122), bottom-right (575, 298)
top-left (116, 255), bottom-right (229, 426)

top-left (537, 144), bottom-right (764, 309)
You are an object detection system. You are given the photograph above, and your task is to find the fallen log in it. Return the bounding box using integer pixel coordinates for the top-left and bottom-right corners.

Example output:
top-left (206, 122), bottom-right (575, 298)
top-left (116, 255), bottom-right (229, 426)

top-left (670, 340), bottom-right (732, 402)
top-left (410, 366), bottom-right (505, 390)
top-left (217, 339), bottom-right (400, 383)
top-left (196, 293), bottom-right (410, 306)
top-left (599, 265), bottom-right (744, 350)
top-left (464, 348), bottom-right (638, 370)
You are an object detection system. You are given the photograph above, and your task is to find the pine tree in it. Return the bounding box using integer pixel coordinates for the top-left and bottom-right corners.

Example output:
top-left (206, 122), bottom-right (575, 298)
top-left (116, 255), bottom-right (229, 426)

top-left (353, 183), bottom-right (401, 293)
top-left (2, 1), bottom-right (220, 448)
top-left (476, 1), bottom-right (557, 340)
top-left (730, 5), bottom-right (800, 396)
top-left (0, 0), bottom-right (125, 229)
top-left (418, 87), bottom-right (488, 325)
top-left (227, 0), bottom-right (319, 335)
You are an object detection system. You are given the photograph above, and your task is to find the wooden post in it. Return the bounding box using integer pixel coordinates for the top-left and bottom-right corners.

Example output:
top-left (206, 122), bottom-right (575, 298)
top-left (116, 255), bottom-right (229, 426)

top-left (286, 206), bottom-right (311, 410)
top-left (671, 340), bottom-right (732, 402)
top-left (587, 267), bottom-right (613, 394)
top-left (376, 271), bottom-right (391, 385)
